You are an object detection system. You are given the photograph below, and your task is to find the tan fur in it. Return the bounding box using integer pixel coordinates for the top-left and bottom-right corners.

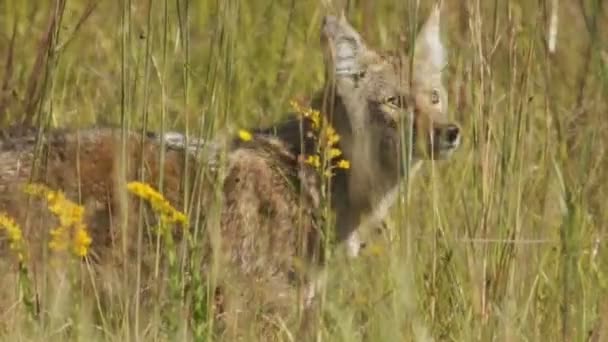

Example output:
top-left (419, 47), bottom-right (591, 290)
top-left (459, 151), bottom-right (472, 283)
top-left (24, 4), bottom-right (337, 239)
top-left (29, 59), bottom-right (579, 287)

top-left (0, 6), bottom-right (460, 338)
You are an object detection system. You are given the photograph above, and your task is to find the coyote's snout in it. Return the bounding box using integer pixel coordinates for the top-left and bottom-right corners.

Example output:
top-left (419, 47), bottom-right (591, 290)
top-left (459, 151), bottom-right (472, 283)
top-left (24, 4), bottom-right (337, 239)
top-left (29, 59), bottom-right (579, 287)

top-left (0, 5), bottom-right (460, 338)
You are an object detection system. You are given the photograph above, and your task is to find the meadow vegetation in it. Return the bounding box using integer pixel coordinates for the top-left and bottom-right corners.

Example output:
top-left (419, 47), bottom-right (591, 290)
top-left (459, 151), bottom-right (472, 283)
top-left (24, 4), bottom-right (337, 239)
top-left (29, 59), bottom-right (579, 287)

top-left (0, 0), bottom-right (607, 340)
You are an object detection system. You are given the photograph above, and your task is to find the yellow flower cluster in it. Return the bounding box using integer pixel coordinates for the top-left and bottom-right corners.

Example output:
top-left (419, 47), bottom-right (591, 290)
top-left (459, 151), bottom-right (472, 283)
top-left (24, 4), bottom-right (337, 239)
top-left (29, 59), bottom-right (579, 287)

top-left (24, 184), bottom-right (92, 257)
top-left (305, 155), bottom-right (322, 168)
top-left (290, 100), bottom-right (322, 131)
top-left (336, 159), bottom-right (351, 169)
top-left (127, 182), bottom-right (187, 226)
top-left (0, 213), bottom-right (25, 261)
top-left (237, 129), bottom-right (253, 142)
top-left (290, 100), bottom-right (350, 176)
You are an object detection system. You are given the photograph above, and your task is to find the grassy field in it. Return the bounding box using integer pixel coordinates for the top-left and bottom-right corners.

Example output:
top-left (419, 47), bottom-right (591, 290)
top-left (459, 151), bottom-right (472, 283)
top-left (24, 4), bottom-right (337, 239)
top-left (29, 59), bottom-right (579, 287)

top-left (1, 0), bottom-right (607, 341)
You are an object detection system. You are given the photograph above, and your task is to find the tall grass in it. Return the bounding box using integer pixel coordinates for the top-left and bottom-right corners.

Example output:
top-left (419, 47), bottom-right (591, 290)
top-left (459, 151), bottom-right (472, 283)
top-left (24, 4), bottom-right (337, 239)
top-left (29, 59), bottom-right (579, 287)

top-left (0, 0), bottom-right (607, 340)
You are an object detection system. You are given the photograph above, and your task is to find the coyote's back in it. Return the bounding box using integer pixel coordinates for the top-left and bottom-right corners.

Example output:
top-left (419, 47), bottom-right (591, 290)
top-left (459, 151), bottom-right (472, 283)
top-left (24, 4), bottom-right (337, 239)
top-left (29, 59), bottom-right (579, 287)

top-left (0, 128), bottom-right (199, 259)
top-left (0, 126), bottom-right (324, 337)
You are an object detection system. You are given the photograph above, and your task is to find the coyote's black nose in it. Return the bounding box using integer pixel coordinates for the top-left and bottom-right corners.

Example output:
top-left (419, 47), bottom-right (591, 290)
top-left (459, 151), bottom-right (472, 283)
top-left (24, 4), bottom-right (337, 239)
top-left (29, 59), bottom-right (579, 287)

top-left (445, 124), bottom-right (460, 145)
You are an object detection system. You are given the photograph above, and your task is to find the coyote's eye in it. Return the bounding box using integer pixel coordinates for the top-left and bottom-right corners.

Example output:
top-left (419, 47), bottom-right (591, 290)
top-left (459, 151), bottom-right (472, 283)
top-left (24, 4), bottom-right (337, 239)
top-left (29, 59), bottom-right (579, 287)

top-left (430, 89), bottom-right (440, 104)
top-left (385, 96), bottom-right (402, 108)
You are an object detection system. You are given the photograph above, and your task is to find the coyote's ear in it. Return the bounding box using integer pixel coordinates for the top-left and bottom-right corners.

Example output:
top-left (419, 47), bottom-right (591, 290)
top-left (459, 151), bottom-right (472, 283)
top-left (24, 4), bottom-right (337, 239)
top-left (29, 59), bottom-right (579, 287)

top-left (321, 14), bottom-right (368, 77)
top-left (413, 5), bottom-right (445, 79)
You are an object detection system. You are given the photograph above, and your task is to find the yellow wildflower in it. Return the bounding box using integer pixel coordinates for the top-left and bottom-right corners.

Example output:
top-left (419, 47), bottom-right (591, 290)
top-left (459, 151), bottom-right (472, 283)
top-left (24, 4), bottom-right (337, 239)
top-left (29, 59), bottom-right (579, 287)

top-left (238, 129), bottom-right (253, 142)
top-left (336, 159), bottom-right (351, 169)
top-left (24, 183), bottom-right (92, 257)
top-left (290, 99), bottom-right (351, 178)
top-left (0, 213), bottom-right (25, 261)
top-left (127, 182), bottom-right (187, 226)
top-left (289, 100), bottom-right (306, 117)
top-left (305, 155), bottom-right (321, 169)
top-left (324, 126), bottom-right (340, 146)
top-left (48, 226), bottom-right (69, 253)
top-left (328, 148), bottom-right (342, 159)
top-left (290, 100), bottom-right (321, 130)
top-left (72, 224), bottom-right (93, 257)
top-left (304, 109), bottom-right (321, 129)
top-left (289, 100), bottom-right (301, 112)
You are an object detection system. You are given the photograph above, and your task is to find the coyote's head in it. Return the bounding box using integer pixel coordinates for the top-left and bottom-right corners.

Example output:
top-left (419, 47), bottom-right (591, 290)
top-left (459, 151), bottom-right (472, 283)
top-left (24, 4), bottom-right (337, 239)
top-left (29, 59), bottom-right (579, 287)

top-left (320, 6), bottom-right (460, 187)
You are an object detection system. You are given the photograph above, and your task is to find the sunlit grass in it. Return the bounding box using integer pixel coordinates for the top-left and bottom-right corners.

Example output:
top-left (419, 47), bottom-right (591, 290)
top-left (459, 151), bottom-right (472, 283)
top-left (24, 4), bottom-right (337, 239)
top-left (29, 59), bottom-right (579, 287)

top-left (0, 0), bottom-right (607, 341)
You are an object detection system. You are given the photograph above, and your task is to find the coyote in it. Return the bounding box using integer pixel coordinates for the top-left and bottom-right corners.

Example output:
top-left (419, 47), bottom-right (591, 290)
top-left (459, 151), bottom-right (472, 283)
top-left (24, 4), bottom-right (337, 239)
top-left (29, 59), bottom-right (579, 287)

top-left (0, 5), bottom-right (459, 337)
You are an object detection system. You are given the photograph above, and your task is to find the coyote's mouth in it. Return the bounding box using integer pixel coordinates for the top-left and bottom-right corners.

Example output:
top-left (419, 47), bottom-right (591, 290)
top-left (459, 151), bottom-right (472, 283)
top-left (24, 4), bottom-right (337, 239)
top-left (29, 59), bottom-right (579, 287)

top-left (429, 123), bottom-right (461, 159)
top-left (437, 139), bottom-right (460, 158)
